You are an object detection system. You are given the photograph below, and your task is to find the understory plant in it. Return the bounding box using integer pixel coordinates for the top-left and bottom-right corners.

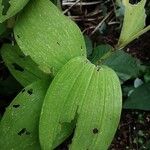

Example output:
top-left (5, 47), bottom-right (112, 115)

top-left (0, 0), bottom-right (149, 149)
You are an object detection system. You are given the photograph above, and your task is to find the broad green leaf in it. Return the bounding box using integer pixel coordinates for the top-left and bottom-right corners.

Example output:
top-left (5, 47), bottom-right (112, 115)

top-left (0, 0), bottom-right (30, 23)
top-left (39, 57), bottom-right (122, 150)
top-left (123, 82), bottom-right (150, 110)
top-left (0, 80), bottom-right (48, 150)
top-left (117, 0), bottom-right (149, 48)
top-left (14, 0), bottom-right (86, 75)
top-left (90, 45), bottom-right (140, 82)
top-left (0, 80), bottom-right (74, 149)
top-left (1, 44), bottom-right (50, 87)
top-left (104, 51), bottom-right (140, 81)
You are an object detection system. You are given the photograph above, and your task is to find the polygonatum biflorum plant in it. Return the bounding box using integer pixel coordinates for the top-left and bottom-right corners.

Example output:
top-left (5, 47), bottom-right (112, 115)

top-left (0, 0), bottom-right (149, 149)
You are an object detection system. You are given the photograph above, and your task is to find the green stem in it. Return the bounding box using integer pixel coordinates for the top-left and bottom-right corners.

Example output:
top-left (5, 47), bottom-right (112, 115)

top-left (95, 48), bottom-right (115, 65)
top-left (117, 25), bottom-right (150, 49)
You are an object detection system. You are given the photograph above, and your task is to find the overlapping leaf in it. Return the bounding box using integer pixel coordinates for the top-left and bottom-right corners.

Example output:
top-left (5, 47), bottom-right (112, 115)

top-left (1, 44), bottom-right (50, 87)
top-left (39, 57), bottom-right (122, 150)
top-left (104, 51), bottom-right (140, 81)
top-left (90, 45), bottom-right (140, 82)
top-left (14, 0), bottom-right (86, 75)
top-left (0, 80), bottom-right (74, 149)
top-left (0, 0), bottom-right (30, 23)
top-left (90, 44), bottom-right (113, 64)
top-left (0, 81), bottom-right (48, 149)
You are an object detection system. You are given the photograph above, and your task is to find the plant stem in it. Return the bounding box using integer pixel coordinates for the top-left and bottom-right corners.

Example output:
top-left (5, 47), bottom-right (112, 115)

top-left (117, 25), bottom-right (150, 49)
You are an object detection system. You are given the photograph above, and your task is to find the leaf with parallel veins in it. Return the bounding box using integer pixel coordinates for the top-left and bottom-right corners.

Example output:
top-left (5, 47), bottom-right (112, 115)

top-left (39, 57), bottom-right (122, 150)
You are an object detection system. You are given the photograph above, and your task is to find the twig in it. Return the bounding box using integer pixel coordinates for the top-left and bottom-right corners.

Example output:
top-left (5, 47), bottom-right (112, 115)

top-left (90, 11), bottom-right (113, 35)
top-left (62, 1), bottom-right (102, 6)
top-left (108, 21), bottom-right (120, 25)
top-left (69, 15), bottom-right (103, 22)
top-left (86, 10), bottom-right (102, 17)
top-left (63, 0), bottom-right (80, 14)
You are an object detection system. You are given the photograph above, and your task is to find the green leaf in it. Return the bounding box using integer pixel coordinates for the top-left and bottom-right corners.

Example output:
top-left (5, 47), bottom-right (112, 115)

top-left (117, 0), bottom-right (149, 48)
top-left (0, 0), bottom-right (30, 23)
top-left (1, 44), bottom-right (50, 87)
top-left (50, 0), bottom-right (59, 5)
top-left (90, 44), bottom-right (113, 64)
top-left (91, 45), bottom-right (140, 82)
top-left (0, 80), bottom-right (48, 150)
top-left (84, 35), bottom-right (93, 57)
top-left (0, 80), bottom-right (73, 149)
top-left (104, 50), bottom-right (140, 81)
top-left (123, 82), bottom-right (150, 110)
top-left (0, 22), bottom-right (6, 35)
top-left (14, 0), bottom-right (86, 75)
top-left (39, 57), bottom-right (122, 150)
top-left (144, 69), bottom-right (150, 83)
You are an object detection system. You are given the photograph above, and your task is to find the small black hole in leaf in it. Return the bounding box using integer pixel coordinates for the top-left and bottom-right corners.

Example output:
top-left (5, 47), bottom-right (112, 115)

top-left (13, 104), bottom-right (20, 108)
top-left (18, 128), bottom-right (30, 136)
top-left (17, 35), bottom-right (20, 38)
top-left (27, 89), bottom-right (33, 95)
top-left (81, 46), bottom-right (83, 49)
top-left (57, 42), bottom-right (60, 45)
top-left (18, 128), bottom-right (26, 136)
top-left (93, 128), bottom-right (99, 134)
top-left (12, 63), bottom-right (24, 72)
top-left (129, 0), bottom-right (141, 4)
top-left (96, 66), bottom-right (101, 71)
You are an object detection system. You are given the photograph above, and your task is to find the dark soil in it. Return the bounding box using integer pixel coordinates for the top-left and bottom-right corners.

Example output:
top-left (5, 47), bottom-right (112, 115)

top-left (110, 111), bottom-right (150, 150)
top-left (126, 31), bottom-right (150, 62)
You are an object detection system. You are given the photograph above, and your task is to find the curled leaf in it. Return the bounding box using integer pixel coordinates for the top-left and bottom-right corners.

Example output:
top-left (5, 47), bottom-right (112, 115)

top-left (14, 0), bottom-right (86, 75)
top-left (39, 57), bottom-right (122, 150)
